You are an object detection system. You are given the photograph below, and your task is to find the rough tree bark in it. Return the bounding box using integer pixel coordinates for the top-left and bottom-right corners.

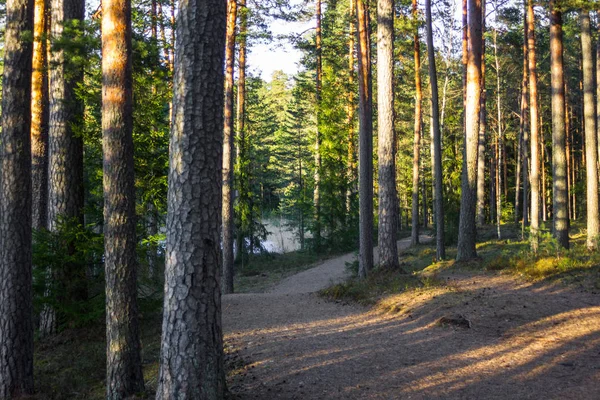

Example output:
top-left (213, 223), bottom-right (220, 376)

top-left (550, 0), bottom-right (569, 249)
top-left (0, 0), bottom-right (34, 395)
top-left (31, 0), bottom-right (49, 230)
top-left (48, 0), bottom-right (85, 229)
top-left (235, 0), bottom-right (247, 262)
top-left (580, 11), bottom-right (599, 251)
top-left (476, 0), bottom-right (486, 227)
top-left (411, 0), bottom-right (422, 246)
top-left (314, 0), bottom-right (322, 248)
top-left (494, 26), bottom-right (502, 240)
top-left (155, 0), bottom-right (227, 397)
top-left (521, 4), bottom-right (529, 239)
top-left (377, 0), bottom-right (399, 269)
top-left (527, 0), bottom-right (540, 252)
top-left (346, 0), bottom-right (356, 214)
top-left (597, 10), bottom-right (600, 174)
top-left (101, 0), bottom-right (146, 396)
top-left (42, 0), bottom-right (86, 336)
top-left (357, 0), bottom-right (373, 278)
top-left (222, 0), bottom-right (237, 294)
top-left (457, 0), bottom-right (482, 261)
top-left (425, 0), bottom-right (445, 260)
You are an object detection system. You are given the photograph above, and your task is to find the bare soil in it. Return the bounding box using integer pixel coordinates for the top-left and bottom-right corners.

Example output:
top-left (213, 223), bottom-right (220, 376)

top-left (223, 238), bottom-right (600, 399)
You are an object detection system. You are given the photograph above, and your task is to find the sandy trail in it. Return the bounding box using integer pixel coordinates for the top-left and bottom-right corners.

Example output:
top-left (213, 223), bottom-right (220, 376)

top-left (223, 238), bottom-right (600, 399)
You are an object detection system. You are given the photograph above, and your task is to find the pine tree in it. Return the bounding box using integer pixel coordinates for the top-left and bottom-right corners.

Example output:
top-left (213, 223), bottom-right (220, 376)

top-left (222, 0), bottom-right (238, 294)
top-left (156, 0), bottom-right (228, 396)
top-left (102, 0), bottom-right (146, 395)
top-left (377, 0), bottom-right (399, 269)
top-left (457, 0), bottom-right (482, 261)
top-left (0, 0), bottom-right (34, 394)
top-left (357, 0), bottom-right (373, 277)
top-left (550, 0), bottom-right (569, 249)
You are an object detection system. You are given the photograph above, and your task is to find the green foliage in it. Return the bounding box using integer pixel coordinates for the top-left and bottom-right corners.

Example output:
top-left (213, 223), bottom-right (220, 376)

top-left (33, 218), bottom-right (104, 329)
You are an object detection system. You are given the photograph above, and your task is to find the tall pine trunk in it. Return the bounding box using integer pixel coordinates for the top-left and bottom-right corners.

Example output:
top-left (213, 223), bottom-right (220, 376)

top-left (235, 0), bottom-right (247, 262)
top-left (346, 0), bottom-right (356, 215)
top-left (426, 0), bottom-right (445, 260)
top-left (222, 0), bottom-right (237, 294)
top-left (476, 0), bottom-right (486, 227)
top-left (314, 0), bottom-right (323, 248)
top-left (101, 0), bottom-right (145, 395)
top-left (411, 0), bottom-right (422, 246)
top-left (156, 0), bottom-right (227, 396)
top-left (597, 11), bottom-right (600, 175)
top-left (31, 0), bottom-right (49, 230)
top-left (550, 0), bottom-right (569, 249)
top-left (527, 0), bottom-right (541, 252)
top-left (494, 27), bottom-right (502, 239)
top-left (457, 0), bottom-right (482, 261)
top-left (521, 4), bottom-right (529, 238)
top-left (357, 0), bottom-right (373, 278)
top-left (0, 0), bottom-right (34, 394)
top-left (42, 0), bottom-right (86, 336)
top-left (377, 0), bottom-right (399, 269)
top-left (580, 11), bottom-right (599, 251)
top-left (48, 0), bottom-right (85, 229)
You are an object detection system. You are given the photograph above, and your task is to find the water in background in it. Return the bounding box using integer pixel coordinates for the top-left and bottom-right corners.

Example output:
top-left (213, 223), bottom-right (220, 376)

top-left (261, 218), bottom-right (302, 254)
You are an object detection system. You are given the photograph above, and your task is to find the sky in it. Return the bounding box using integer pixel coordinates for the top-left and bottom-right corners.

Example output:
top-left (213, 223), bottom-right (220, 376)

top-left (246, 0), bottom-right (469, 82)
top-left (248, 17), bottom-right (313, 81)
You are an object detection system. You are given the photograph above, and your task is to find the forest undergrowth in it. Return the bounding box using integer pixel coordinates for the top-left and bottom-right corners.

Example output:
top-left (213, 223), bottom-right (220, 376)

top-left (321, 222), bottom-right (600, 308)
top-left (33, 222), bottom-right (600, 399)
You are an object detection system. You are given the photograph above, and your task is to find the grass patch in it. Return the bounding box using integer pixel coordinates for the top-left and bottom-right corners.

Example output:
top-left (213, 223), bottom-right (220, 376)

top-left (234, 249), bottom-right (346, 293)
top-left (322, 222), bottom-right (600, 306)
top-left (320, 267), bottom-right (442, 306)
top-left (470, 222), bottom-right (600, 290)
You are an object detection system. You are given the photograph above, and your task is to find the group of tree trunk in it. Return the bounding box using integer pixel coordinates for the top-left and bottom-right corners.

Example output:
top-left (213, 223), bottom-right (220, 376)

top-left (0, 0), bottom-right (226, 396)
top-left (2, 0), bottom-right (600, 397)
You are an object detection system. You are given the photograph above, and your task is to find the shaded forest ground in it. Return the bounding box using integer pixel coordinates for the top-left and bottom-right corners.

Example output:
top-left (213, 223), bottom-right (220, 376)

top-left (34, 225), bottom-right (600, 399)
top-left (224, 228), bottom-right (600, 399)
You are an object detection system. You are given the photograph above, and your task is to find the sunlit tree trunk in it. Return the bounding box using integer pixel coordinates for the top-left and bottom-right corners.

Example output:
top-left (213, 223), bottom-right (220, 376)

top-left (0, 0), bottom-right (34, 395)
top-left (411, 0), bottom-right (422, 246)
top-left (31, 0), bottom-right (49, 231)
top-left (566, 89), bottom-right (571, 220)
top-left (527, 0), bottom-right (540, 252)
top-left (346, 0), bottom-right (356, 215)
top-left (515, 94), bottom-right (523, 223)
top-left (549, 3), bottom-right (569, 248)
top-left (357, 0), bottom-right (373, 278)
top-left (541, 133), bottom-right (547, 222)
top-left (101, 0), bottom-right (145, 395)
top-left (494, 27), bottom-right (502, 239)
top-left (521, 4), bottom-right (529, 239)
top-left (222, 0), bottom-right (237, 294)
top-left (597, 10), bottom-right (600, 185)
top-left (377, 0), bottom-right (399, 269)
top-left (236, 0), bottom-right (247, 262)
top-left (457, 0), bottom-right (482, 261)
top-left (314, 0), bottom-right (322, 248)
top-left (425, 0), bottom-right (445, 260)
top-left (580, 11), bottom-right (599, 251)
top-left (476, 0), bottom-right (486, 227)
top-left (550, 0), bottom-right (569, 249)
top-left (156, 0), bottom-right (227, 397)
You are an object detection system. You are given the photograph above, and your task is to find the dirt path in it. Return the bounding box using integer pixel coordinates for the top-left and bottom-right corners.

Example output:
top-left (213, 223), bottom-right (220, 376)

top-left (223, 239), bottom-right (600, 399)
